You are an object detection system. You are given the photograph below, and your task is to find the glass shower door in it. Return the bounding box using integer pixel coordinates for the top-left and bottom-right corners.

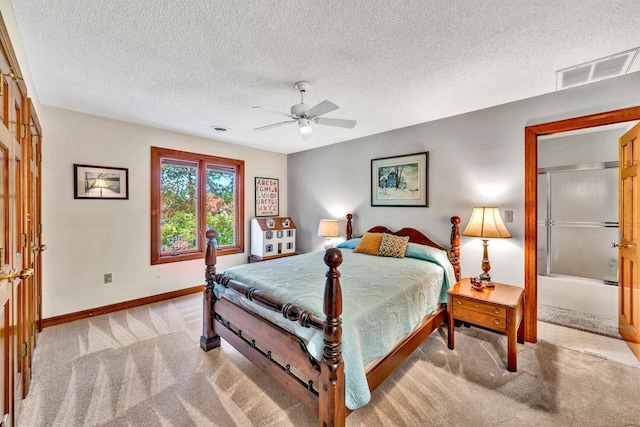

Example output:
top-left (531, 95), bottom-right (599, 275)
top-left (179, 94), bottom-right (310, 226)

top-left (538, 163), bottom-right (618, 285)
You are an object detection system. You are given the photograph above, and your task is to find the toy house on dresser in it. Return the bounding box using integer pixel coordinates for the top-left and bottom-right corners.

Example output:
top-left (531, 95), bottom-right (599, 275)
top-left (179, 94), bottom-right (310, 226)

top-left (250, 217), bottom-right (296, 262)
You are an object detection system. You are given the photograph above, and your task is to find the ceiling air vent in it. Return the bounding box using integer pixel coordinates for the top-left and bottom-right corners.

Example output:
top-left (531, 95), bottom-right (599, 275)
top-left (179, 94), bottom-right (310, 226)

top-left (556, 48), bottom-right (639, 90)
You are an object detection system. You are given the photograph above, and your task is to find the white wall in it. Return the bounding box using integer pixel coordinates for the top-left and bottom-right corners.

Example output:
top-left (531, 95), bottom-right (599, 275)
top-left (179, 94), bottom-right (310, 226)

top-left (288, 71), bottom-right (640, 287)
top-left (41, 106), bottom-right (287, 318)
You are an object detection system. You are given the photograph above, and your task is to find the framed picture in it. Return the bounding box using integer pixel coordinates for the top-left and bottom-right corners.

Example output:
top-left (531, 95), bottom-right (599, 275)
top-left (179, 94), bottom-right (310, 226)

top-left (74, 164), bottom-right (129, 199)
top-left (255, 177), bottom-right (279, 216)
top-left (371, 152), bottom-right (428, 207)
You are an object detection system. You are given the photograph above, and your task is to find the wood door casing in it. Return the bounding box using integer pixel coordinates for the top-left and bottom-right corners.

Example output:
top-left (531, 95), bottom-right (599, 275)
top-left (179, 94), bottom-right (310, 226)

top-left (619, 123), bottom-right (640, 358)
top-left (524, 106), bottom-right (640, 344)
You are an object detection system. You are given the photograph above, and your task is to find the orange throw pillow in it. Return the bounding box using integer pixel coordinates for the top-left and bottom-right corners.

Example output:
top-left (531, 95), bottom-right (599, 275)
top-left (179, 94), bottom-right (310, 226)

top-left (353, 232), bottom-right (383, 255)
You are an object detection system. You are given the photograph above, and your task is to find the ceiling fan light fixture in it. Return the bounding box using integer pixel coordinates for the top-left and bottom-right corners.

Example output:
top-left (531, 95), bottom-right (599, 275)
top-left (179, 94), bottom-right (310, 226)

top-left (253, 80), bottom-right (356, 140)
top-left (299, 118), bottom-right (312, 135)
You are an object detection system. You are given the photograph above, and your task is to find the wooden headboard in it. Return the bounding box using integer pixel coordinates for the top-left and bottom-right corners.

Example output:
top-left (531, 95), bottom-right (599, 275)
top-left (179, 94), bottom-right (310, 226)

top-left (366, 226), bottom-right (446, 251)
top-left (344, 214), bottom-right (461, 281)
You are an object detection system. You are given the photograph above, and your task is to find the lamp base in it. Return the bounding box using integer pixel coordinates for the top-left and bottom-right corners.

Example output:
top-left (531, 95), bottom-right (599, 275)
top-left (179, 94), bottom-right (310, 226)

top-left (479, 239), bottom-right (494, 287)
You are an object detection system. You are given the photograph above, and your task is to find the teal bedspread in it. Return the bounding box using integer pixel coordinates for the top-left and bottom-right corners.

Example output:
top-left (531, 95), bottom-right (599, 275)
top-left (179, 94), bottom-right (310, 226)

top-left (216, 241), bottom-right (455, 410)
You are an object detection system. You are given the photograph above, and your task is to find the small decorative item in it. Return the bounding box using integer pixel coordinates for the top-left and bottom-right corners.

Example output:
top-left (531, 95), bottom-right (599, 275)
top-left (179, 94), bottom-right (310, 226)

top-left (371, 152), bottom-right (428, 207)
top-left (255, 177), bottom-right (279, 217)
top-left (470, 277), bottom-right (485, 291)
top-left (74, 164), bottom-right (128, 199)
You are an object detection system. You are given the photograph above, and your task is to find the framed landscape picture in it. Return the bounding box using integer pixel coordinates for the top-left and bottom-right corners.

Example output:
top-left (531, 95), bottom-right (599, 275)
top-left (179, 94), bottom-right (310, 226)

top-left (371, 152), bottom-right (428, 207)
top-left (74, 164), bottom-right (129, 199)
top-left (255, 177), bottom-right (279, 216)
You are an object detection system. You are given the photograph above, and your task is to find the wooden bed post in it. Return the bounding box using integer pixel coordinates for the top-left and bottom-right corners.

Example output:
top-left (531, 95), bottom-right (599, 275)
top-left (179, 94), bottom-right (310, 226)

top-left (450, 216), bottom-right (461, 282)
top-left (345, 213), bottom-right (353, 240)
top-left (319, 248), bottom-right (345, 427)
top-left (200, 229), bottom-right (221, 351)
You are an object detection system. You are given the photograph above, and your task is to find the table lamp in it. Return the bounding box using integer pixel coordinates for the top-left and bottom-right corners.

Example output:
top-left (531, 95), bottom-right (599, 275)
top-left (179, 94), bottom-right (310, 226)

top-left (317, 219), bottom-right (339, 249)
top-left (462, 207), bottom-right (511, 285)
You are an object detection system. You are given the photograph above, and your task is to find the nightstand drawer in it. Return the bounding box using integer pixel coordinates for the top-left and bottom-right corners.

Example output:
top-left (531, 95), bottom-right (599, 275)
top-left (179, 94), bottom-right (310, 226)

top-left (452, 297), bottom-right (506, 319)
top-left (453, 307), bottom-right (508, 332)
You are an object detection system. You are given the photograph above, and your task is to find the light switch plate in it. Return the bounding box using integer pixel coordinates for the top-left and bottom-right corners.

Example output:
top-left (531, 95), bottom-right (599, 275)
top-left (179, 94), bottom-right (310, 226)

top-left (504, 210), bottom-right (513, 223)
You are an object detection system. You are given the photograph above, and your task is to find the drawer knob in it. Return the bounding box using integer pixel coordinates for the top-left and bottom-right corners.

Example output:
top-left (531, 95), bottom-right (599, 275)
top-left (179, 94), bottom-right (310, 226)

top-left (494, 308), bottom-right (500, 314)
top-left (494, 319), bottom-right (500, 325)
top-left (474, 303), bottom-right (480, 308)
top-left (456, 300), bottom-right (462, 305)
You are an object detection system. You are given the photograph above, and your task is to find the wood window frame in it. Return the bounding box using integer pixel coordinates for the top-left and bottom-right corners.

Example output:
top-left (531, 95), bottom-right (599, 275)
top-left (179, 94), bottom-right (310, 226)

top-left (151, 146), bottom-right (244, 265)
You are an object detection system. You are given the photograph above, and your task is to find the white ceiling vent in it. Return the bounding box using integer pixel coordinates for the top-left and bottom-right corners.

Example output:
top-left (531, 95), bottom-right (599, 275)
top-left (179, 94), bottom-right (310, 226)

top-left (556, 48), bottom-right (639, 90)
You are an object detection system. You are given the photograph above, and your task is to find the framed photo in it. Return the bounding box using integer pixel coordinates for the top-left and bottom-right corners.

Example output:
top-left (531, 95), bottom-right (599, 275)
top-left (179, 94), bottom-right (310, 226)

top-left (371, 152), bottom-right (428, 207)
top-left (255, 177), bottom-right (279, 217)
top-left (74, 164), bottom-right (129, 199)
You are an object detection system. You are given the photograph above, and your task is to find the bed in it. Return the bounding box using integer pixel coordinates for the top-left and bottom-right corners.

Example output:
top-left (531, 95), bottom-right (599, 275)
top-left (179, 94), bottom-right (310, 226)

top-left (200, 215), bottom-right (461, 426)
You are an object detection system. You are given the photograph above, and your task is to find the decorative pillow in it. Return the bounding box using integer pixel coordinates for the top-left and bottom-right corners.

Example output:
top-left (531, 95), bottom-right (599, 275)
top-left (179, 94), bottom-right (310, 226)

top-left (336, 238), bottom-right (360, 249)
top-left (378, 233), bottom-right (409, 258)
top-left (353, 232), bottom-right (383, 255)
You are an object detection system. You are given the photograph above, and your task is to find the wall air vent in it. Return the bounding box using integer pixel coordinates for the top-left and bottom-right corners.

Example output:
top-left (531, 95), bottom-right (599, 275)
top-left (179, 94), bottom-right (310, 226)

top-left (556, 48), bottom-right (639, 90)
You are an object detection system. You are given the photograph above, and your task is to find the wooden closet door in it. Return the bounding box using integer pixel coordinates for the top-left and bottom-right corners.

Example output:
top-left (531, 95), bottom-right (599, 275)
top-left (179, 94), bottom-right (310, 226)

top-left (0, 134), bottom-right (11, 427)
top-left (0, 11), bottom-right (39, 426)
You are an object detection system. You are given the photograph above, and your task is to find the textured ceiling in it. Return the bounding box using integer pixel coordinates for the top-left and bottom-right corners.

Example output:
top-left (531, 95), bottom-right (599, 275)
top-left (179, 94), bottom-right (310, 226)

top-left (9, 0), bottom-right (640, 154)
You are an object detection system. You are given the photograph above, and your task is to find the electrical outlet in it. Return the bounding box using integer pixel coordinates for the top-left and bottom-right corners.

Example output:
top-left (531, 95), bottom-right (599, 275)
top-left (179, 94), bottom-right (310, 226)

top-left (104, 273), bottom-right (112, 284)
top-left (504, 210), bottom-right (513, 223)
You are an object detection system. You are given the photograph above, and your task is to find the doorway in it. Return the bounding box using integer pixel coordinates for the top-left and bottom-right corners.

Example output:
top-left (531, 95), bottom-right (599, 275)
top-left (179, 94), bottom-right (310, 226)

top-left (523, 106), bottom-right (640, 345)
top-left (537, 125), bottom-right (627, 338)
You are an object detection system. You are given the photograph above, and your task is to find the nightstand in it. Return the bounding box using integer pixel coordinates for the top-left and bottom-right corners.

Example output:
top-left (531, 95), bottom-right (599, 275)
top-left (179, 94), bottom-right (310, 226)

top-left (447, 278), bottom-right (525, 372)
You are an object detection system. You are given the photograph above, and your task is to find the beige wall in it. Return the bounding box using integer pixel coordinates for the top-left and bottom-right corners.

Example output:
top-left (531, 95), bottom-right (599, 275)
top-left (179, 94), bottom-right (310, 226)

top-left (40, 106), bottom-right (287, 317)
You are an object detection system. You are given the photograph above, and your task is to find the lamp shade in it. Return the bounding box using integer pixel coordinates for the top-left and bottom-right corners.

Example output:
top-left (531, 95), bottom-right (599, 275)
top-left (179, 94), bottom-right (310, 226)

top-left (317, 219), bottom-right (339, 237)
top-left (462, 207), bottom-right (511, 239)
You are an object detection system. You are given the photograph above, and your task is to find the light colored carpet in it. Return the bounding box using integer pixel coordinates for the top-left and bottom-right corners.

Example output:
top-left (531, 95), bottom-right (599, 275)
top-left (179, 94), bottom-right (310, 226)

top-left (538, 304), bottom-right (620, 339)
top-left (18, 294), bottom-right (640, 427)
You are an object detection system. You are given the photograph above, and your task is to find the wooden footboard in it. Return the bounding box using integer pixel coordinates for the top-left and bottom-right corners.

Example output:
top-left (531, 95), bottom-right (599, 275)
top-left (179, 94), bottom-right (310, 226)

top-left (200, 215), bottom-right (461, 427)
top-left (200, 228), bottom-right (346, 426)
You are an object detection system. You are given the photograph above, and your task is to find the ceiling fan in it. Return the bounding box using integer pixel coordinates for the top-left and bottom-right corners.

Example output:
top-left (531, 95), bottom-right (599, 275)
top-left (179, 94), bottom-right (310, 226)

top-left (253, 81), bottom-right (357, 141)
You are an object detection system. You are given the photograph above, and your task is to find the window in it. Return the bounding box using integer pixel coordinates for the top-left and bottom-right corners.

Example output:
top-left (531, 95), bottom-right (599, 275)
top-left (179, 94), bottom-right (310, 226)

top-left (151, 147), bottom-right (244, 264)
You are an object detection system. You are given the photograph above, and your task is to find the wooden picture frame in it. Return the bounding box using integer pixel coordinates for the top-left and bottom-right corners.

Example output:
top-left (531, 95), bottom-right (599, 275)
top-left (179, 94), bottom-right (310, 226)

top-left (371, 152), bottom-right (428, 207)
top-left (255, 177), bottom-right (279, 217)
top-left (74, 164), bottom-right (129, 199)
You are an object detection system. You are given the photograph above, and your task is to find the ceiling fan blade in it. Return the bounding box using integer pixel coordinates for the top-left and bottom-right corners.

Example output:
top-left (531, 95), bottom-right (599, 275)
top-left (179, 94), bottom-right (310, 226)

top-left (305, 100), bottom-right (339, 118)
top-left (252, 106), bottom-right (292, 118)
top-left (314, 117), bottom-right (357, 129)
top-left (254, 120), bottom-right (295, 131)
